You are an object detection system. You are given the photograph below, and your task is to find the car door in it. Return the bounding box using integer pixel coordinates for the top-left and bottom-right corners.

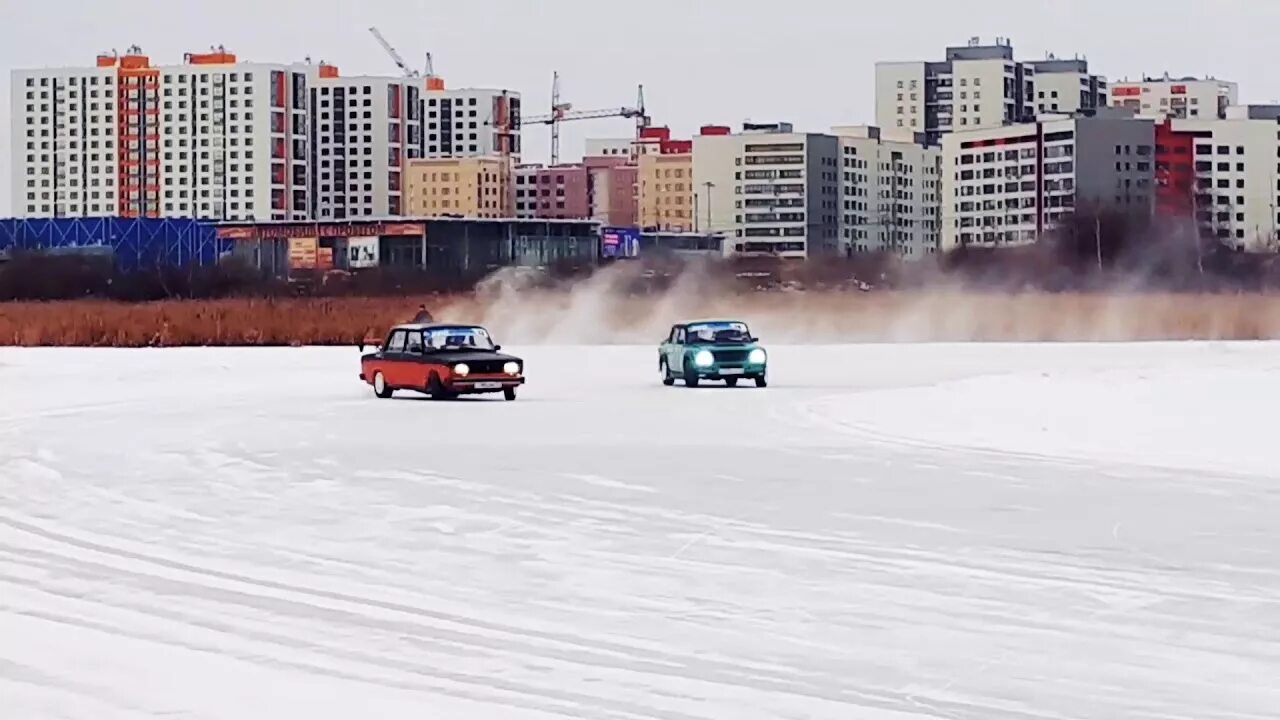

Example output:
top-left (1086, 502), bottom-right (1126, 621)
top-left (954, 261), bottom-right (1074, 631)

top-left (668, 327), bottom-right (686, 373)
top-left (660, 325), bottom-right (677, 369)
top-left (401, 328), bottom-right (432, 387)
top-left (382, 329), bottom-right (409, 386)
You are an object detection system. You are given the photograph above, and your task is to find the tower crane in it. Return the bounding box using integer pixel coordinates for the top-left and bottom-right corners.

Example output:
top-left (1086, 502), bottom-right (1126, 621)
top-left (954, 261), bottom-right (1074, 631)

top-left (521, 72), bottom-right (649, 165)
top-left (367, 26), bottom-right (444, 90)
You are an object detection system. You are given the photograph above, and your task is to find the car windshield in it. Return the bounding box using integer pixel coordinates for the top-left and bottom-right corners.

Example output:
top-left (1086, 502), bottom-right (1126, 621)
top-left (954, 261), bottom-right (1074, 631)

top-left (687, 322), bottom-right (752, 344)
top-left (422, 326), bottom-right (497, 350)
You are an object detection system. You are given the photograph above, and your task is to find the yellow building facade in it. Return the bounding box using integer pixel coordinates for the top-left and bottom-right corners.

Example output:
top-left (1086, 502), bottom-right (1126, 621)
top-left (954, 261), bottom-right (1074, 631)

top-left (637, 153), bottom-right (694, 231)
top-left (405, 157), bottom-right (513, 218)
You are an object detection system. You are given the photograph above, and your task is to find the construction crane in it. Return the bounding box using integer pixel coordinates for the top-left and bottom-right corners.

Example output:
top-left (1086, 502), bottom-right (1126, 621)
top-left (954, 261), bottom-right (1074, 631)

top-left (368, 26), bottom-right (444, 90)
top-left (521, 72), bottom-right (649, 165)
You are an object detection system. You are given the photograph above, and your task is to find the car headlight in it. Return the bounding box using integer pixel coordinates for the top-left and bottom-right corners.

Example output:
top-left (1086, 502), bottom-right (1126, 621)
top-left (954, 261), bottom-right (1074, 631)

top-left (694, 350), bottom-right (714, 367)
top-left (453, 363), bottom-right (470, 377)
top-left (503, 361), bottom-right (520, 375)
top-left (748, 348), bottom-right (767, 364)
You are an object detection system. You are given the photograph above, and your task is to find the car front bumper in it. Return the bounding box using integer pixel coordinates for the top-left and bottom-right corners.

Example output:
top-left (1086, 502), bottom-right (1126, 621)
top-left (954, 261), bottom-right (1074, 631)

top-left (447, 375), bottom-right (526, 392)
top-left (690, 363), bottom-right (766, 379)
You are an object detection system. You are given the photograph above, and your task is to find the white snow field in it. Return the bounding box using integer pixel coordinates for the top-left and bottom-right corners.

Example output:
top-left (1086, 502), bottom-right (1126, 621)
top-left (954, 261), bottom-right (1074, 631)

top-left (2, 342), bottom-right (1279, 720)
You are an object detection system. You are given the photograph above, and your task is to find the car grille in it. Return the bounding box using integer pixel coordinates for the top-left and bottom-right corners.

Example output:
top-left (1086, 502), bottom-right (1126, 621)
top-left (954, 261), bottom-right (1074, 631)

top-left (464, 359), bottom-right (510, 374)
top-left (713, 349), bottom-right (750, 364)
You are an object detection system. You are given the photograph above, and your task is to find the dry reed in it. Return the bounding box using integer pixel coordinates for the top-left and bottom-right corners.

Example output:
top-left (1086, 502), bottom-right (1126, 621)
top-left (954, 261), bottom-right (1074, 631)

top-left (3, 291), bottom-right (1280, 346)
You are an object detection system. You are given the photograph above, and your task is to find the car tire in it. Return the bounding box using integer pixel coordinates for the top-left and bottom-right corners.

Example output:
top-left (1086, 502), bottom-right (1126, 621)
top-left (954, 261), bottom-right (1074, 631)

top-left (754, 374), bottom-right (768, 388)
top-left (503, 387), bottom-right (517, 401)
top-left (683, 359), bottom-right (699, 388)
top-left (373, 371), bottom-right (394, 399)
top-left (427, 373), bottom-right (457, 401)
top-left (660, 359), bottom-right (675, 386)
top-left (725, 377), bottom-right (739, 388)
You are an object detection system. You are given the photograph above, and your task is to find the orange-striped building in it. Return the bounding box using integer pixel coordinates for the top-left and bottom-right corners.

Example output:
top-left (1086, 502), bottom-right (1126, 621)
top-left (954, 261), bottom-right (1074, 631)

top-left (12, 47), bottom-right (521, 222)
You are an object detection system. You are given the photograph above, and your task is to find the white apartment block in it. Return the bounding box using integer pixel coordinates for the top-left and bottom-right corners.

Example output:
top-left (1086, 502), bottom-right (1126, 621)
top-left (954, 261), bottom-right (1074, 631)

top-left (11, 63), bottom-right (121, 218)
top-left (310, 75), bottom-right (422, 218)
top-left (941, 108), bottom-right (1156, 249)
top-left (12, 51), bottom-right (317, 222)
top-left (1173, 106), bottom-right (1280, 251)
top-left (831, 126), bottom-right (942, 258)
top-left (1028, 58), bottom-right (1107, 114)
top-left (423, 87), bottom-right (521, 159)
top-left (876, 38), bottom-right (1038, 146)
top-left (692, 123), bottom-right (842, 258)
top-left (1109, 75), bottom-right (1238, 120)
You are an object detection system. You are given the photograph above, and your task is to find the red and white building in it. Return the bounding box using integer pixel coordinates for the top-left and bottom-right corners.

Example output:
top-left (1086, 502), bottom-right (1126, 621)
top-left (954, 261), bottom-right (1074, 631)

top-left (1109, 75), bottom-right (1238, 120)
top-left (10, 48), bottom-right (445, 221)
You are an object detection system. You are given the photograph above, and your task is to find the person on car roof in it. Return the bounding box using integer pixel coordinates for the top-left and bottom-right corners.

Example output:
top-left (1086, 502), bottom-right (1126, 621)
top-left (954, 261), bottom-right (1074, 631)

top-left (411, 304), bottom-right (434, 323)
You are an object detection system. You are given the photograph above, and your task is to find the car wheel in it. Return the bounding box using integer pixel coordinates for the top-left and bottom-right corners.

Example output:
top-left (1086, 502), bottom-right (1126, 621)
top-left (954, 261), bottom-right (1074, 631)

top-left (725, 377), bottom-right (739, 388)
top-left (660, 359), bottom-right (675, 386)
top-left (683, 359), bottom-right (699, 388)
top-left (427, 373), bottom-right (457, 401)
top-left (373, 371), bottom-right (394, 399)
top-left (754, 374), bottom-right (768, 388)
top-left (503, 387), bottom-right (517, 401)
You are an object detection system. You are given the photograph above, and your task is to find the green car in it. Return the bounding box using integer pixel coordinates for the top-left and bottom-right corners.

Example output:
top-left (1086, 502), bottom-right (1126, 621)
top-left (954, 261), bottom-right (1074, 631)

top-left (659, 320), bottom-right (768, 388)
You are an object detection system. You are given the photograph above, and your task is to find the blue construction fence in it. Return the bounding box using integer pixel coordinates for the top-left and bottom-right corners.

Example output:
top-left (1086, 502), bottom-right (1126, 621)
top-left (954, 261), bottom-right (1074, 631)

top-left (0, 218), bottom-right (233, 271)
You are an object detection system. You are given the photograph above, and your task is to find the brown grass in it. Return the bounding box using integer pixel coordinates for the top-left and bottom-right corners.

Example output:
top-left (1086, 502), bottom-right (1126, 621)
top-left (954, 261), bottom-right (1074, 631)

top-left (4, 290), bottom-right (1280, 346)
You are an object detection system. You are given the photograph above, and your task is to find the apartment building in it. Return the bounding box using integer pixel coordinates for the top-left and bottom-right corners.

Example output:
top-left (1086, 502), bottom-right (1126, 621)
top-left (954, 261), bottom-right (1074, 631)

top-left (1167, 106), bottom-right (1280, 251)
top-left (585, 156), bottom-right (637, 227)
top-left (638, 151), bottom-right (694, 231)
top-left (1028, 57), bottom-right (1107, 114)
top-left (404, 156), bottom-right (512, 218)
top-left (512, 164), bottom-right (590, 219)
top-left (11, 48), bottom-right (314, 221)
top-left (10, 48), bottom-right (459, 222)
top-left (422, 87), bottom-right (521, 159)
top-left (310, 73), bottom-right (422, 218)
top-left (692, 122), bottom-right (842, 258)
top-left (875, 38), bottom-right (1038, 146)
top-left (941, 108), bottom-right (1156, 249)
top-left (831, 126), bottom-right (942, 258)
top-left (1109, 75), bottom-right (1238, 120)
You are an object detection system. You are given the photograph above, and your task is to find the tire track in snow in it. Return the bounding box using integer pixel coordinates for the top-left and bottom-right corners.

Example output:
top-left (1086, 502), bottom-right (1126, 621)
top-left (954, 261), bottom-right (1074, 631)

top-left (0, 513), bottom-right (1058, 720)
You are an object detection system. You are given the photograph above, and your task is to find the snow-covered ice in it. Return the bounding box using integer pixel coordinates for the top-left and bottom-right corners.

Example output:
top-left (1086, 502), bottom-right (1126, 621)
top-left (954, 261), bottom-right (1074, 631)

top-left (1, 342), bottom-right (1279, 719)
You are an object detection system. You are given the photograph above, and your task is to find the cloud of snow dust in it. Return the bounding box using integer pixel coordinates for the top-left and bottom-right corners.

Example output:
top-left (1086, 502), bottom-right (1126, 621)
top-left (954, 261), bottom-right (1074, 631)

top-left (439, 263), bottom-right (1280, 344)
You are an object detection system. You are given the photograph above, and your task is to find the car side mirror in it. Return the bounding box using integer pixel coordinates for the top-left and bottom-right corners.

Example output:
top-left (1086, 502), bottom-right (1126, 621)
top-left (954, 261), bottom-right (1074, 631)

top-left (494, 344), bottom-right (502, 351)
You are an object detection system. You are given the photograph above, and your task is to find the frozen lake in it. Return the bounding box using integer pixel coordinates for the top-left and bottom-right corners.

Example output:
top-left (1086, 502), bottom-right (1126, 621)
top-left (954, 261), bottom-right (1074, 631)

top-left (1, 342), bottom-right (1278, 719)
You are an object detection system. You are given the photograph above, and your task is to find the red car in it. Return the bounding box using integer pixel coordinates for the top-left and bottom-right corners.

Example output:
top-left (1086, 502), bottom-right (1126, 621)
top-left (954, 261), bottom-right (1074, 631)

top-left (359, 323), bottom-right (526, 401)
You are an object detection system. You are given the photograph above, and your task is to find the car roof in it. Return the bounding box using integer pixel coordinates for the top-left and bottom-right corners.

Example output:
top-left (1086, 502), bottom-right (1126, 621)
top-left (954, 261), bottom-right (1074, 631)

top-left (390, 322), bottom-right (486, 332)
top-left (680, 319), bottom-right (747, 327)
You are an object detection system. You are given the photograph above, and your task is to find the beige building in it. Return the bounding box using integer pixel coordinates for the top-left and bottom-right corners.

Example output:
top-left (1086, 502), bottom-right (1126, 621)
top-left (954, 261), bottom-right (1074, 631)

top-left (637, 153), bottom-right (694, 231)
top-left (404, 156), bottom-right (512, 218)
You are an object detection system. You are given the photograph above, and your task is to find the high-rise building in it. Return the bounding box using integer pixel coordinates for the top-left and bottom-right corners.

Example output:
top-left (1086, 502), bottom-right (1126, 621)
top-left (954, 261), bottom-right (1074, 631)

top-left (422, 87), bottom-right (520, 159)
top-left (875, 38), bottom-right (1039, 146)
top-left (831, 126), bottom-right (943, 258)
top-left (310, 73), bottom-right (422, 218)
top-left (404, 156), bottom-right (512, 218)
top-left (11, 48), bottom-right (314, 221)
top-left (11, 50), bottom-right (521, 222)
top-left (1028, 57), bottom-right (1108, 114)
top-left (1168, 105), bottom-right (1280, 251)
top-left (1108, 75), bottom-right (1239, 120)
top-left (941, 107), bottom-right (1156, 249)
top-left (692, 122), bottom-right (842, 258)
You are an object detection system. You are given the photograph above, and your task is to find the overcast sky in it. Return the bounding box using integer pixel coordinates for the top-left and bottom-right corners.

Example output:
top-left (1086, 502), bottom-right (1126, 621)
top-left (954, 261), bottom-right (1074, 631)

top-left (4, 0), bottom-right (1280, 215)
